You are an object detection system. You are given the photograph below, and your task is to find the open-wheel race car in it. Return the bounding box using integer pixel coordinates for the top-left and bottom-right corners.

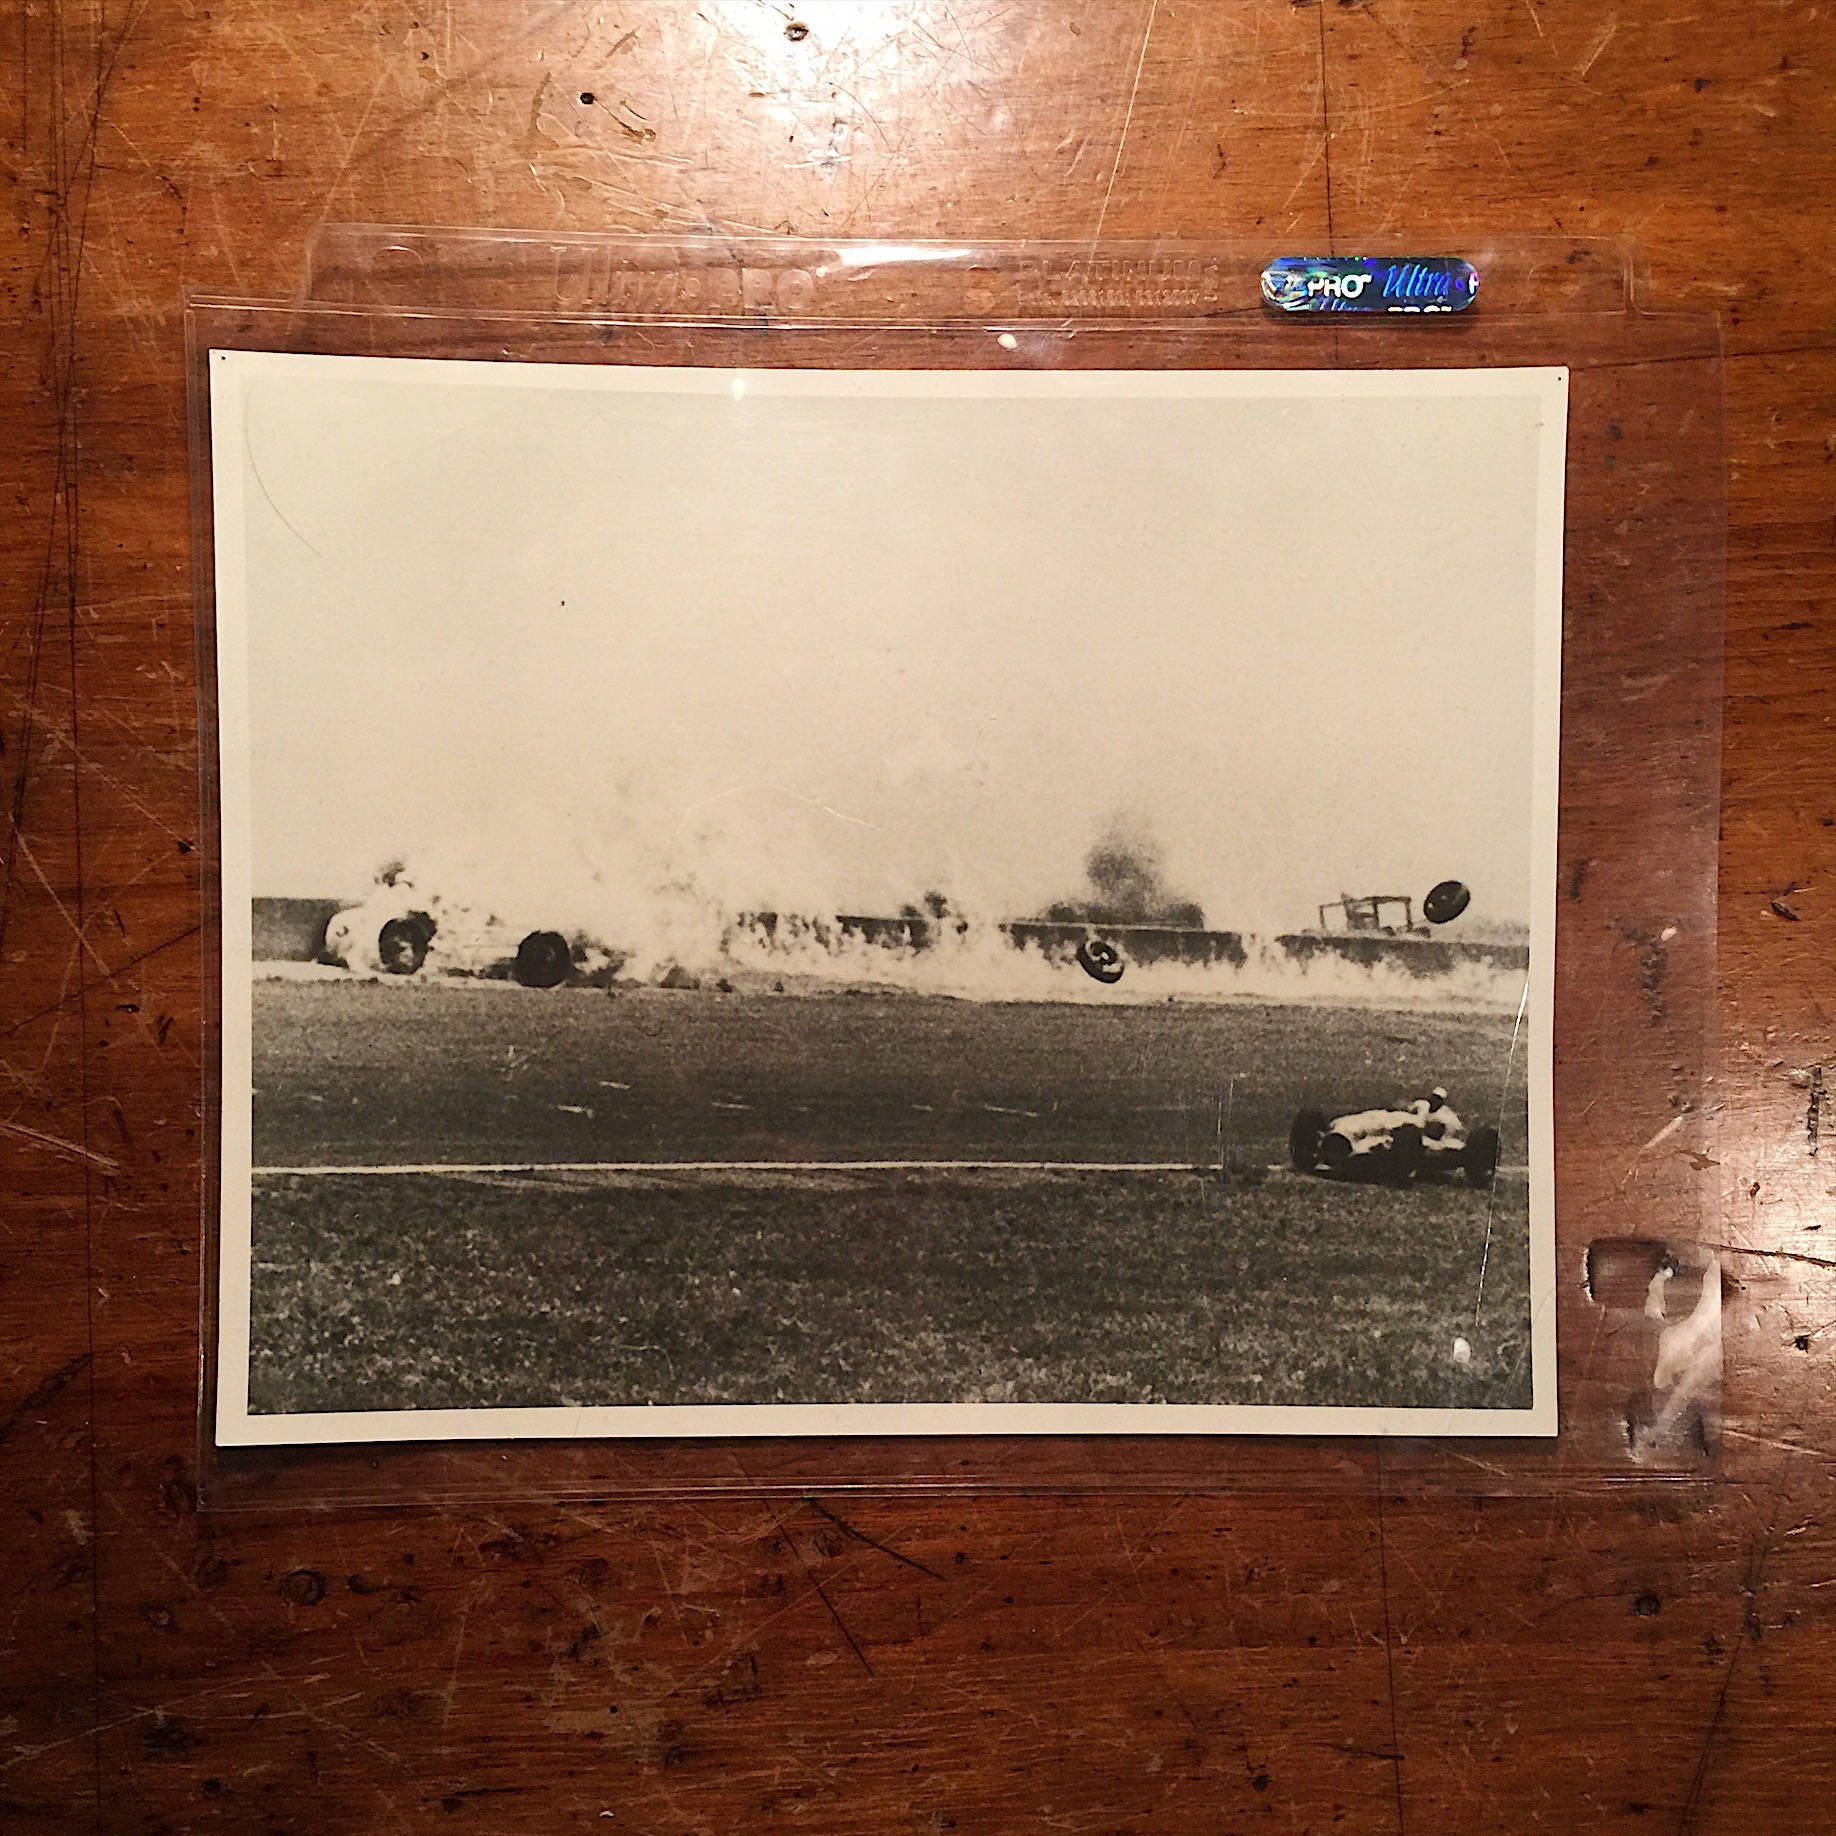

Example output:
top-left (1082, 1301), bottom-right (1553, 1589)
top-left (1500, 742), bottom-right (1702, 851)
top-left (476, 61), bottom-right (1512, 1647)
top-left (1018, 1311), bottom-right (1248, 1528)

top-left (323, 898), bottom-right (591, 986)
top-left (1289, 1090), bottom-right (1499, 1188)
top-left (320, 868), bottom-right (614, 989)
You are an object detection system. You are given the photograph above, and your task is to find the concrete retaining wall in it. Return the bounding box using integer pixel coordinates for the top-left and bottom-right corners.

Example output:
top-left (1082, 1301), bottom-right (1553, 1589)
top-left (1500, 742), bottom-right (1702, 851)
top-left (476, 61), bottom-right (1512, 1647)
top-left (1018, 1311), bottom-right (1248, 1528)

top-left (1273, 932), bottom-right (1529, 975)
top-left (255, 898), bottom-right (1529, 976)
top-left (251, 897), bottom-right (347, 962)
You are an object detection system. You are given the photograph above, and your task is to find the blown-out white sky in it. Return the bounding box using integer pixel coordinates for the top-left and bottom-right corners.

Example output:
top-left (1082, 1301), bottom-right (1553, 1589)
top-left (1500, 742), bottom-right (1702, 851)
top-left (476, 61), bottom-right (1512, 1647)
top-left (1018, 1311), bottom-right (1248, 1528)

top-left (214, 354), bottom-right (1564, 936)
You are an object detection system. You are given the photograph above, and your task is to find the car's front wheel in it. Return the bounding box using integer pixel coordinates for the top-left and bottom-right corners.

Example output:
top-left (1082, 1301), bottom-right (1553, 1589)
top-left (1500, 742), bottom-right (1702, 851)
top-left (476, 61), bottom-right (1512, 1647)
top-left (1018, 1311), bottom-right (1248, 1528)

top-left (1318, 1130), bottom-right (1355, 1176)
top-left (1387, 1123), bottom-right (1424, 1185)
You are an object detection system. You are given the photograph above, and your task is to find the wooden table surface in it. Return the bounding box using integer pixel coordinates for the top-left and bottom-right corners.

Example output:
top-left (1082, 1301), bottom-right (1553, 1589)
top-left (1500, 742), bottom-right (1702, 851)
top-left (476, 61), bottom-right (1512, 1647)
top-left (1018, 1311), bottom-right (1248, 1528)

top-left (4, 2), bottom-right (1832, 1829)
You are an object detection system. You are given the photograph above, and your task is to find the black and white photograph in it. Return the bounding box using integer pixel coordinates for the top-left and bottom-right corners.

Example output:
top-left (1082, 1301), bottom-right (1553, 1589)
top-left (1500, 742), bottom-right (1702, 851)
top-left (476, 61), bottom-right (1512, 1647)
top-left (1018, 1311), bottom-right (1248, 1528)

top-left (210, 352), bottom-right (1564, 1443)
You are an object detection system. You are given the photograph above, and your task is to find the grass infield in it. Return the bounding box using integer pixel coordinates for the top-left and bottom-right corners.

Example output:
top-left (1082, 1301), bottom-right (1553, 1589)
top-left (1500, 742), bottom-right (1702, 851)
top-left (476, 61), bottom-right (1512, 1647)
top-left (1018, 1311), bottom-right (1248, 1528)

top-left (248, 1163), bottom-right (1531, 1416)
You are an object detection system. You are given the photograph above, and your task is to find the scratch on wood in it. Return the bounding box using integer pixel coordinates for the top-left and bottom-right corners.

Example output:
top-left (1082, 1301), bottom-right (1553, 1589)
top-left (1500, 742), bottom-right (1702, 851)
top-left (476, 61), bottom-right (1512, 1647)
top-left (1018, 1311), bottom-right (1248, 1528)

top-left (0, 921), bottom-right (202, 1051)
top-left (1710, 1242), bottom-right (1836, 1273)
top-left (1676, 1457), bottom-right (1793, 1832)
top-left (440, 1579), bottom-right (488, 1732)
top-left (1575, 14), bottom-right (1617, 80)
top-left (1373, 1478), bottom-right (1407, 1835)
top-left (806, 1567), bottom-right (872, 1674)
top-left (0, 1352), bottom-right (92, 1446)
top-left (8, 833), bottom-right (110, 974)
top-left (1089, 0), bottom-right (1159, 245)
top-left (1618, 1109), bottom-right (1690, 1186)
top-left (805, 1497), bottom-right (941, 1579)
top-left (777, 1516), bottom-right (873, 1675)
top-left (0, 1118), bottom-right (120, 1174)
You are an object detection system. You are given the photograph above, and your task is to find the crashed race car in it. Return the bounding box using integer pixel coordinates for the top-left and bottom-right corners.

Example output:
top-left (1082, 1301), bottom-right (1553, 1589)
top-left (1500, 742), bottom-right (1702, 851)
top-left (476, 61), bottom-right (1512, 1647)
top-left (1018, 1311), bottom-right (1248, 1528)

top-left (320, 869), bottom-right (611, 989)
top-left (1289, 1089), bottom-right (1499, 1188)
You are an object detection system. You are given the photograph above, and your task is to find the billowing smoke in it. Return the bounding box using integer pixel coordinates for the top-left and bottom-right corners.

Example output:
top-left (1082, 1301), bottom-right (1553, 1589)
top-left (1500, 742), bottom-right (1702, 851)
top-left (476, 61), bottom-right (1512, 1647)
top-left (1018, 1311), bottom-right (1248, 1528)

top-left (290, 799), bottom-right (1526, 1013)
top-left (1041, 822), bottom-right (1205, 929)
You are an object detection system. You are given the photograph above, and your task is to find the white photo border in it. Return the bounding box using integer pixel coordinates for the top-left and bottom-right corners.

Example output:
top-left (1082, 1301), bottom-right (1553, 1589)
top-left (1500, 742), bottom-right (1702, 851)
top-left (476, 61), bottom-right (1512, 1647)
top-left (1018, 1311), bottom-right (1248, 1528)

top-left (209, 353), bottom-right (1566, 1446)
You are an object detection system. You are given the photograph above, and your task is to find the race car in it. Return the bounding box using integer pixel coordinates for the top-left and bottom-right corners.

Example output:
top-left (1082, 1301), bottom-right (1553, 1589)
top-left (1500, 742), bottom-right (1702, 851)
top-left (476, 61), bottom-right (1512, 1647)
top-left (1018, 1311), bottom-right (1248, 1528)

top-left (1288, 1089), bottom-right (1499, 1188)
top-left (320, 870), bottom-right (611, 988)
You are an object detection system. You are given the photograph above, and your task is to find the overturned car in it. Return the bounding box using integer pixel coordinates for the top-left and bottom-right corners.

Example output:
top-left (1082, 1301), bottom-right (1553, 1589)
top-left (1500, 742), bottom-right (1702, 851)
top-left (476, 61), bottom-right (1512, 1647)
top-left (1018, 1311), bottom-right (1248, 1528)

top-left (1289, 1091), bottom-right (1499, 1189)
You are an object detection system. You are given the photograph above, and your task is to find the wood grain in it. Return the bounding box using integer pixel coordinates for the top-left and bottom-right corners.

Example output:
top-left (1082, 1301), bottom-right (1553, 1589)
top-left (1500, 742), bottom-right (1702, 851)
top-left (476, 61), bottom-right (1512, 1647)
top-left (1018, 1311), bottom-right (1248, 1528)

top-left (4, 2), bottom-right (1833, 1829)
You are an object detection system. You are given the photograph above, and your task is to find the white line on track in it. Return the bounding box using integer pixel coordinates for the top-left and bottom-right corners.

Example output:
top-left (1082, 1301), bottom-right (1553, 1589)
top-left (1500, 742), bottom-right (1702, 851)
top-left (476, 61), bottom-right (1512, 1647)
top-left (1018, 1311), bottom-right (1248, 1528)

top-left (251, 1160), bottom-right (1215, 1177)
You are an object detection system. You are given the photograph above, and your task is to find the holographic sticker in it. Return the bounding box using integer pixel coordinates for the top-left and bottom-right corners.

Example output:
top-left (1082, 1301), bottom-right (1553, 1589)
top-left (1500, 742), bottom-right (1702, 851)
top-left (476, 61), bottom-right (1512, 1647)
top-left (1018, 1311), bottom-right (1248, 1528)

top-left (1261, 255), bottom-right (1480, 315)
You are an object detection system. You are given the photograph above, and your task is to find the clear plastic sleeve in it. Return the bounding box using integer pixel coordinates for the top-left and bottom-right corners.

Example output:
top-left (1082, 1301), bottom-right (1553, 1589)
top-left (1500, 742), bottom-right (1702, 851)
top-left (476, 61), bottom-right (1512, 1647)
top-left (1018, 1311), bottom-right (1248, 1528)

top-left (189, 231), bottom-right (1723, 1508)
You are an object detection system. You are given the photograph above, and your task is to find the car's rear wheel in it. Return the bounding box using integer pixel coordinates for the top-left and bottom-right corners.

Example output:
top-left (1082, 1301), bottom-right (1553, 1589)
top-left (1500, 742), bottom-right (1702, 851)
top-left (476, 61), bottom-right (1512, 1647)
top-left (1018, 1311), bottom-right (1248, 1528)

top-left (1387, 1123), bottom-right (1424, 1184)
top-left (513, 929), bottom-right (572, 989)
top-left (1289, 1109), bottom-right (1327, 1171)
top-left (1464, 1125), bottom-right (1500, 1189)
top-left (377, 912), bottom-right (435, 976)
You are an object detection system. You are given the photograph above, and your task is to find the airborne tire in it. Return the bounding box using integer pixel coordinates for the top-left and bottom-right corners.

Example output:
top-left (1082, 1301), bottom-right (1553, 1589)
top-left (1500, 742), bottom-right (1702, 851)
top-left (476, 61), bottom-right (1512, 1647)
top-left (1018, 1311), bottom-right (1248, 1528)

top-left (1076, 937), bottom-right (1125, 985)
top-left (377, 912), bottom-right (435, 976)
top-left (1289, 1108), bottom-right (1328, 1172)
top-left (1423, 879), bottom-right (1473, 925)
top-left (513, 930), bottom-right (573, 989)
top-left (1464, 1125), bottom-right (1500, 1189)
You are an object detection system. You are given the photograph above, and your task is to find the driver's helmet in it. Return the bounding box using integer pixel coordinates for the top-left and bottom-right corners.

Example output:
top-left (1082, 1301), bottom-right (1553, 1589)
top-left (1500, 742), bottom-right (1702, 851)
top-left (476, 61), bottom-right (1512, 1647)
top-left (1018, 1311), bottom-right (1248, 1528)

top-left (1430, 1087), bottom-right (1449, 1106)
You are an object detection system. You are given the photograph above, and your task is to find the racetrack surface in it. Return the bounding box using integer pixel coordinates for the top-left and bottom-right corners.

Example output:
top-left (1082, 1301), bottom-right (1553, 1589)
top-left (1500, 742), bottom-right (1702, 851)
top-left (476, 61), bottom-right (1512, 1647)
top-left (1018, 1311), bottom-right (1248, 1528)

top-left (246, 985), bottom-right (1534, 1417)
top-left (251, 982), bottom-right (1528, 1169)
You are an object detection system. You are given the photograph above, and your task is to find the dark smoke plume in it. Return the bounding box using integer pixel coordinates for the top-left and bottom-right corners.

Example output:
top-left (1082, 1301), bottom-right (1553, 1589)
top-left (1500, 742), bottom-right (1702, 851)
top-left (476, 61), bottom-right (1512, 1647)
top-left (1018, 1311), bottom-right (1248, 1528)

top-left (1042, 825), bottom-right (1205, 928)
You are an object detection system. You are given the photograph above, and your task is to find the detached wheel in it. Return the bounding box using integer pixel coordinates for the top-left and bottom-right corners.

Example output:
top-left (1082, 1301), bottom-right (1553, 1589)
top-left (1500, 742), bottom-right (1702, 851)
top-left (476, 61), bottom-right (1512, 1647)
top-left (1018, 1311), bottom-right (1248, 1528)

top-left (1076, 937), bottom-right (1125, 985)
top-left (1464, 1125), bottom-right (1500, 1189)
top-left (1387, 1123), bottom-right (1424, 1185)
top-left (513, 930), bottom-right (573, 989)
top-left (1423, 879), bottom-right (1473, 924)
top-left (377, 911), bottom-right (435, 976)
top-left (1289, 1108), bottom-right (1328, 1172)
